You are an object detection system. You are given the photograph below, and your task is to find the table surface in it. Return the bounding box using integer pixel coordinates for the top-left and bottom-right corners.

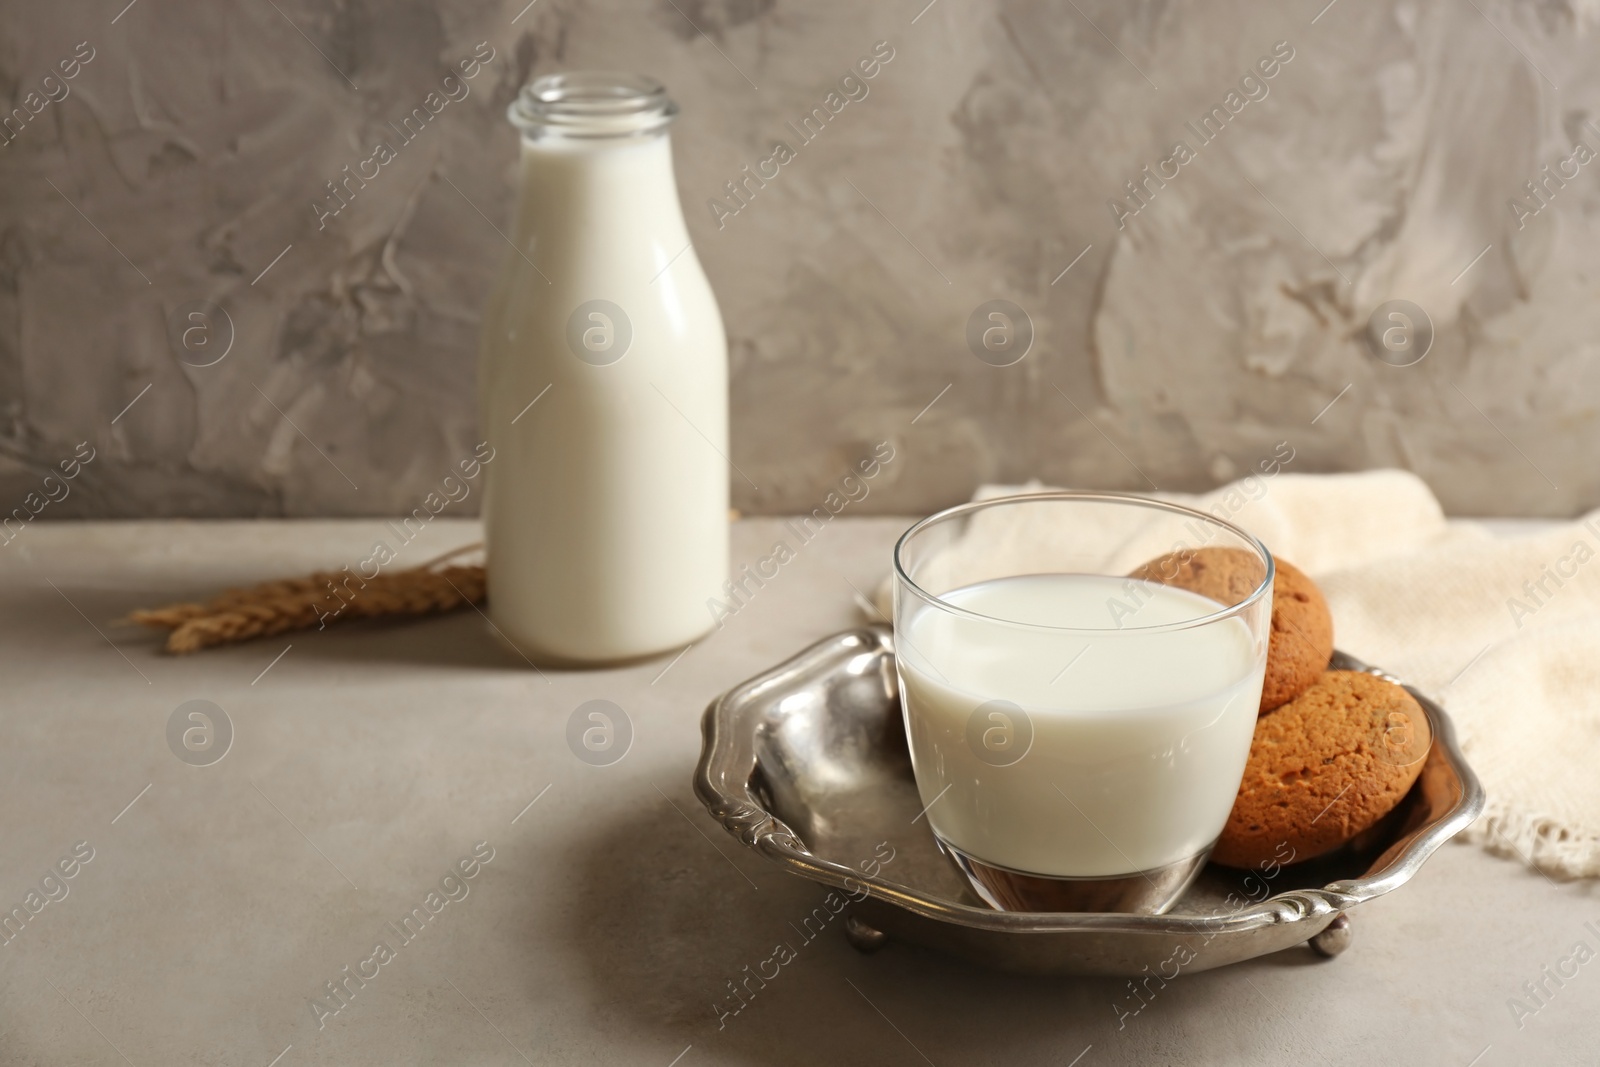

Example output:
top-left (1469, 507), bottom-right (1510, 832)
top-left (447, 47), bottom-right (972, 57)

top-left (3, 516), bottom-right (1598, 1067)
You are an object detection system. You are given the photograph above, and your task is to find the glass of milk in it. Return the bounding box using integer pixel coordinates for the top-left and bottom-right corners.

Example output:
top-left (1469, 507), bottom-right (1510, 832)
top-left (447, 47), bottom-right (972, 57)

top-left (892, 493), bottom-right (1273, 914)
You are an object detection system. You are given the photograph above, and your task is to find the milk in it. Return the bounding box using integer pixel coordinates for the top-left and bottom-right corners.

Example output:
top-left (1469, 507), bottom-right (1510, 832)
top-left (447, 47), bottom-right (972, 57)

top-left (896, 574), bottom-right (1265, 878)
top-left (479, 83), bottom-right (728, 664)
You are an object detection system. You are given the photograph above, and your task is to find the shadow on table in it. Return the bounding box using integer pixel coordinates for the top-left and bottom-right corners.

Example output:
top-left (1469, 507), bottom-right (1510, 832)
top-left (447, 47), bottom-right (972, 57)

top-left (534, 782), bottom-right (928, 1064)
top-left (157, 608), bottom-right (685, 676)
top-left (526, 780), bottom-right (1355, 1063)
top-left (8, 575), bottom-right (539, 673)
top-left (134, 606), bottom-right (548, 673)
top-left (273, 610), bottom-right (532, 672)
top-left (16, 566), bottom-right (697, 677)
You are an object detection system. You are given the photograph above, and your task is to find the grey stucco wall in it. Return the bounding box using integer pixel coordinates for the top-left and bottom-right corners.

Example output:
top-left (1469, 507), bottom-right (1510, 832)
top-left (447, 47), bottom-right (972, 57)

top-left (2, 0), bottom-right (1597, 520)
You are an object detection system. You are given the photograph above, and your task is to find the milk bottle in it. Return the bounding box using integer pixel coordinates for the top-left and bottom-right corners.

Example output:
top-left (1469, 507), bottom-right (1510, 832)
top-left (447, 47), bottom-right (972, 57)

top-left (479, 73), bottom-right (728, 663)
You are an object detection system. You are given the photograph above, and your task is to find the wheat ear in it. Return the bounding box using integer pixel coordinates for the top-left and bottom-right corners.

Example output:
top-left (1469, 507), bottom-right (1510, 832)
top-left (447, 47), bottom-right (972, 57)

top-left (128, 544), bottom-right (487, 654)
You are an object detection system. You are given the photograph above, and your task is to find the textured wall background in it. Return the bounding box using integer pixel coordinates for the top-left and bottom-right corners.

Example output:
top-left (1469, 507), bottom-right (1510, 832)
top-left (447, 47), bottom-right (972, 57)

top-left (3, 0), bottom-right (1598, 519)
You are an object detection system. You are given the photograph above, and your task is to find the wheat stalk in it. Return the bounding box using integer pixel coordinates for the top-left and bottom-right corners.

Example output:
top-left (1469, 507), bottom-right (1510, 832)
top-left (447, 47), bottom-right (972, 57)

top-left (129, 544), bottom-right (487, 654)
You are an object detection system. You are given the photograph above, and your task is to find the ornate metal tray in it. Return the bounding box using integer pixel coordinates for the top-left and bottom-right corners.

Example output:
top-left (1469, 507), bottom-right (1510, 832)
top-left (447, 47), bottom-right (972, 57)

top-left (694, 624), bottom-right (1484, 976)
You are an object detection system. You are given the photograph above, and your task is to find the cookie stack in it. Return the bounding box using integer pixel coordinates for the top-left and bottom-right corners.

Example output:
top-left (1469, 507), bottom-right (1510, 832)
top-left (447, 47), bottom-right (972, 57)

top-left (1132, 547), bottom-right (1432, 870)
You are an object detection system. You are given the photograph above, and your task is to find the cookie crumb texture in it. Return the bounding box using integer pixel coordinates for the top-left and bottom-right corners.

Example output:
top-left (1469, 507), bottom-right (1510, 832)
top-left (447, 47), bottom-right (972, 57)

top-left (1211, 670), bottom-right (1432, 869)
top-left (1131, 546), bottom-right (1333, 712)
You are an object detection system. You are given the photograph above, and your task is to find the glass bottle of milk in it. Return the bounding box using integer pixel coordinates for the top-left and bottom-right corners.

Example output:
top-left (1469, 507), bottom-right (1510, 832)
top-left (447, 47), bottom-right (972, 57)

top-left (479, 73), bottom-right (728, 664)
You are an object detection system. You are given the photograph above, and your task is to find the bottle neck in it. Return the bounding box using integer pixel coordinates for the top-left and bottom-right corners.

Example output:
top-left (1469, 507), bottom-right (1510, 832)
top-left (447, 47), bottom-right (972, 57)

top-left (511, 130), bottom-right (690, 268)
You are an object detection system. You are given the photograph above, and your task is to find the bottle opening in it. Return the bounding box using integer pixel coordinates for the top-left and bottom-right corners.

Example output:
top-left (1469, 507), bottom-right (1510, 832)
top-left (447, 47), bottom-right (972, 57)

top-left (509, 72), bottom-right (678, 139)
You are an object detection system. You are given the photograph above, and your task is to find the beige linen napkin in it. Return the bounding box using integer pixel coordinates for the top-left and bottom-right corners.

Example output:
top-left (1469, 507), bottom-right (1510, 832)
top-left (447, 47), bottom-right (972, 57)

top-left (875, 470), bottom-right (1600, 879)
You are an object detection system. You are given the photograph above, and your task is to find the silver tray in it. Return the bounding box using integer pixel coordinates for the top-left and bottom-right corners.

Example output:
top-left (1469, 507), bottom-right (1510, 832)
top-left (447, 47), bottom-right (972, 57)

top-left (694, 624), bottom-right (1484, 976)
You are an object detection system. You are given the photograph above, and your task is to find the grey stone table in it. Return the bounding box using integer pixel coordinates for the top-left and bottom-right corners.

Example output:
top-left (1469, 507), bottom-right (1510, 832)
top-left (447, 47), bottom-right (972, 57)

top-left (2, 517), bottom-right (1597, 1066)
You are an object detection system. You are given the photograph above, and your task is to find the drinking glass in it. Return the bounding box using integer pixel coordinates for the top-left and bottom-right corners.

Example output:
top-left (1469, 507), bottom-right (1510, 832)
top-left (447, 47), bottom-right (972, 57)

top-left (892, 492), bottom-right (1274, 913)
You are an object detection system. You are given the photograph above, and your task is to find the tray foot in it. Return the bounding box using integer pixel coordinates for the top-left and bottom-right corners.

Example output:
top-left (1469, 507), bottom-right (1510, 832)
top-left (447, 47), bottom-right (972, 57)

top-left (844, 914), bottom-right (890, 954)
top-left (1309, 912), bottom-right (1352, 958)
